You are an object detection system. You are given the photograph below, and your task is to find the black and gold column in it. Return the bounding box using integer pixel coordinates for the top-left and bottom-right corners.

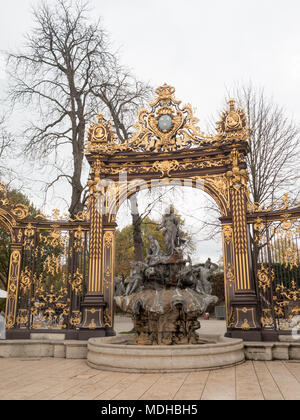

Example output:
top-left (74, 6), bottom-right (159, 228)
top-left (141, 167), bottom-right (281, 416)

top-left (79, 188), bottom-right (107, 339)
top-left (79, 113), bottom-right (117, 339)
top-left (225, 150), bottom-right (261, 340)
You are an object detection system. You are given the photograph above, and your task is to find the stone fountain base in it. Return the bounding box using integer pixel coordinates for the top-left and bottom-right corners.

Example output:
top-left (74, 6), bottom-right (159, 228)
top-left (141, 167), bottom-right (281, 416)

top-left (87, 333), bottom-right (244, 373)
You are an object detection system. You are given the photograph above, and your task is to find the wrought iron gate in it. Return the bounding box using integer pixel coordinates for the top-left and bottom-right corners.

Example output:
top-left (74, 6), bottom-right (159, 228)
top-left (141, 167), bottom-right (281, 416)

top-left (249, 209), bottom-right (300, 334)
top-left (15, 225), bottom-right (89, 331)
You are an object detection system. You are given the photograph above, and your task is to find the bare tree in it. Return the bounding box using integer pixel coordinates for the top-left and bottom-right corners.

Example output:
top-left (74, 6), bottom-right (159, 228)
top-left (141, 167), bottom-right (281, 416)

top-left (6, 0), bottom-right (151, 218)
top-left (0, 115), bottom-right (13, 179)
top-left (198, 83), bottom-right (300, 241)
top-left (91, 67), bottom-right (152, 141)
top-left (91, 75), bottom-right (153, 260)
top-left (235, 84), bottom-right (300, 205)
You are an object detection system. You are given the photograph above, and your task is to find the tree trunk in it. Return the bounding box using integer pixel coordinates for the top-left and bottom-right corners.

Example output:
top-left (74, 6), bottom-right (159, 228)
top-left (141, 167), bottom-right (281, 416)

top-left (69, 140), bottom-right (84, 217)
top-left (129, 194), bottom-right (144, 261)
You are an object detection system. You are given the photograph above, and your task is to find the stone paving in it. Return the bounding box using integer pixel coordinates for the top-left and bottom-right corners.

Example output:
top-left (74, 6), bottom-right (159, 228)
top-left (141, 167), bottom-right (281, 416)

top-left (1, 357), bottom-right (300, 400)
top-left (0, 318), bottom-right (300, 400)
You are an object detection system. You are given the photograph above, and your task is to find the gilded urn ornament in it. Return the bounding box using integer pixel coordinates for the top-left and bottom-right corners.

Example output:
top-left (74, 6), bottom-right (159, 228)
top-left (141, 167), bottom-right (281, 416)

top-left (85, 113), bottom-right (117, 153)
top-left (216, 98), bottom-right (249, 142)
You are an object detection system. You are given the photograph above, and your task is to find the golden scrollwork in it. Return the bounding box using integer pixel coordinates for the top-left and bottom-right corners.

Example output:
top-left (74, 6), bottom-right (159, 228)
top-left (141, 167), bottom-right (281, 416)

top-left (24, 223), bottom-right (35, 249)
top-left (69, 310), bottom-right (82, 327)
top-left (152, 160), bottom-right (180, 177)
top-left (261, 309), bottom-right (274, 328)
top-left (5, 315), bottom-right (14, 329)
top-left (247, 192), bottom-right (296, 214)
top-left (17, 229), bottom-right (23, 243)
top-left (12, 204), bottom-right (29, 220)
top-left (104, 307), bottom-right (113, 328)
top-left (90, 155), bottom-right (231, 179)
top-left (6, 249), bottom-right (22, 329)
top-left (103, 231), bottom-right (114, 248)
top-left (128, 84), bottom-right (206, 153)
top-left (85, 84), bottom-right (250, 157)
top-left (74, 226), bottom-right (85, 252)
top-left (222, 225), bottom-right (233, 243)
top-left (42, 254), bottom-right (62, 276)
top-left (69, 211), bottom-right (89, 222)
top-left (273, 280), bottom-right (300, 329)
top-left (20, 267), bottom-right (33, 294)
top-left (16, 309), bottom-right (29, 326)
top-left (69, 269), bottom-right (83, 294)
top-left (200, 174), bottom-right (231, 216)
top-left (257, 264), bottom-right (274, 292)
top-left (84, 84), bottom-right (250, 161)
top-left (31, 284), bottom-right (69, 328)
top-left (253, 217), bottom-right (265, 232)
top-left (225, 264), bottom-right (235, 287)
top-left (226, 149), bottom-right (248, 189)
top-left (280, 243), bottom-right (298, 270)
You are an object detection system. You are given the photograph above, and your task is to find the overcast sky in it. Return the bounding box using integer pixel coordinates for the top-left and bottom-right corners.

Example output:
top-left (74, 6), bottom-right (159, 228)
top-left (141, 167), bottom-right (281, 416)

top-left (1, 0), bottom-right (300, 120)
top-left (1, 0), bottom-right (300, 261)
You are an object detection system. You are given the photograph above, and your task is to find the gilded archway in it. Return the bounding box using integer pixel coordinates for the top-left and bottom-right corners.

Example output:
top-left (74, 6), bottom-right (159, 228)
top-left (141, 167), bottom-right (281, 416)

top-left (84, 84), bottom-right (262, 340)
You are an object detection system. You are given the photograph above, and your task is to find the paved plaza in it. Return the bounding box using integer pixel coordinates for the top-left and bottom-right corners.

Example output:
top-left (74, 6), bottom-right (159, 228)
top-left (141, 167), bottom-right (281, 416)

top-left (1, 358), bottom-right (300, 400)
top-left (0, 318), bottom-right (300, 400)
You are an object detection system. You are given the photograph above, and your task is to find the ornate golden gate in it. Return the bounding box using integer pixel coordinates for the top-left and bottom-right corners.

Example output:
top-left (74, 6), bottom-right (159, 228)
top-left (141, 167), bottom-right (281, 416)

top-left (0, 184), bottom-right (92, 339)
top-left (2, 84), bottom-right (299, 341)
top-left (247, 201), bottom-right (300, 340)
top-left (83, 84), bottom-right (262, 341)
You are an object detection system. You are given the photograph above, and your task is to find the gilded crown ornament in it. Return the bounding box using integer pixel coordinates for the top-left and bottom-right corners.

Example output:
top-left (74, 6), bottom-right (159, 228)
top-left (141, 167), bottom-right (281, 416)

top-left (150, 83), bottom-right (180, 106)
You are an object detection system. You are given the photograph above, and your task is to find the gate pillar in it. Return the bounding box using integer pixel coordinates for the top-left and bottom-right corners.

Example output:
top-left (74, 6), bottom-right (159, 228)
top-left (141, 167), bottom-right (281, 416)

top-left (79, 114), bottom-right (117, 339)
top-left (79, 191), bottom-right (107, 339)
top-left (225, 150), bottom-right (262, 340)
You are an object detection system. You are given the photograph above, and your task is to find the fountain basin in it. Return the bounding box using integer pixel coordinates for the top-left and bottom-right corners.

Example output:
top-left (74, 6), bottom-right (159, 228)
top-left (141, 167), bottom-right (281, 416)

top-left (87, 333), bottom-right (244, 373)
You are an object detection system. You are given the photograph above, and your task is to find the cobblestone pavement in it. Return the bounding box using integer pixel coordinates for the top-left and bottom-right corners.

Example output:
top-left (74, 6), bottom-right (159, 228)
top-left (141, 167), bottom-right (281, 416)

top-left (1, 318), bottom-right (300, 400)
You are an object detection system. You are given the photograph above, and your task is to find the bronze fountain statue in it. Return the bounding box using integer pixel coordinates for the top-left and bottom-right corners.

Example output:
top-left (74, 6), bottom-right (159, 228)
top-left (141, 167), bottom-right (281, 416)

top-left (115, 206), bottom-right (218, 345)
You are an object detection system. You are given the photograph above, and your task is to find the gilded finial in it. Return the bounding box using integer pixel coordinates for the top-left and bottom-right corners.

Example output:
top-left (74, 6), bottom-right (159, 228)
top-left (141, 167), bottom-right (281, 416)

top-left (227, 98), bottom-right (236, 111)
top-left (97, 113), bottom-right (104, 123)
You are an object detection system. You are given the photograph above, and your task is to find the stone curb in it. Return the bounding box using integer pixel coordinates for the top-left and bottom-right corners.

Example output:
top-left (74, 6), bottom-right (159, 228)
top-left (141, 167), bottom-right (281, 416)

top-left (1, 338), bottom-right (300, 362)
